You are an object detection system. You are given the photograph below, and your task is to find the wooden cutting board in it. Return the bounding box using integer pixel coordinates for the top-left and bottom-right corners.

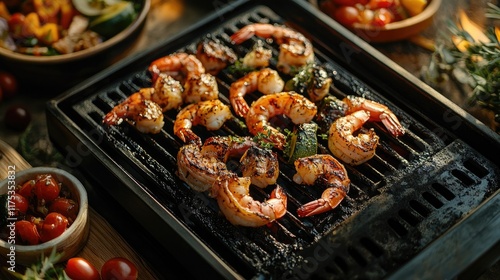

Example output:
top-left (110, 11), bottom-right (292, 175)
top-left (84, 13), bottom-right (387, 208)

top-left (0, 139), bottom-right (157, 279)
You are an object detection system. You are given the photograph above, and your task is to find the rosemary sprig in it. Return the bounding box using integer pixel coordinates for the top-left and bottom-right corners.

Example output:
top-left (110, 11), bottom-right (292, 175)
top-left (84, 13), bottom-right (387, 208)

top-left (423, 3), bottom-right (500, 130)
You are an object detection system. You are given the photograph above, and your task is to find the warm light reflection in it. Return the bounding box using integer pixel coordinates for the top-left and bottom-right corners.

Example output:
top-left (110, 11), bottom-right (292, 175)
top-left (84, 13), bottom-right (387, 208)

top-left (458, 10), bottom-right (490, 43)
top-left (150, 0), bottom-right (184, 22)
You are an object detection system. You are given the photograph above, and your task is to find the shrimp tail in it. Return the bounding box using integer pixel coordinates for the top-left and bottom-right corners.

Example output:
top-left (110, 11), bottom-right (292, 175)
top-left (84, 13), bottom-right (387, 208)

top-left (379, 113), bottom-right (405, 137)
top-left (103, 111), bottom-right (121, 126)
top-left (232, 98), bottom-right (250, 118)
top-left (270, 186), bottom-right (288, 219)
top-left (297, 187), bottom-right (346, 217)
top-left (177, 128), bottom-right (202, 147)
top-left (230, 25), bottom-right (255, 44)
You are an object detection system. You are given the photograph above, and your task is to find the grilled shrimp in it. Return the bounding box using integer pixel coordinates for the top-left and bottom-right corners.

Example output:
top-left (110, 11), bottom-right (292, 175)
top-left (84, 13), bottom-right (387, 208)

top-left (211, 174), bottom-right (287, 227)
top-left (241, 41), bottom-right (273, 69)
top-left (103, 89), bottom-right (164, 134)
top-left (344, 96), bottom-right (405, 137)
top-left (240, 146), bottom-right (279, 188)
top-left (196, 37), bottom-right (237, 75)
top-left (148, 52), bottom-right (205, 83)
top-left (328, 110), bottom-right (380, 165)
top-left (152, 73), bottom-right (184, 111)
top-left (245, 92), bottom-right (317, 150)
top-left (173, 100), bottom-right (232, 146)
top-left (177, 136), bottom-right (255, 192)
top-left (230, 68), bottom-right (285, 117)
top-left (230, 23), bottom-right (315, 74)
top-left (293, 155), bottom-right (350, 217)
top-left (183, 73), bottom-right (219, 104)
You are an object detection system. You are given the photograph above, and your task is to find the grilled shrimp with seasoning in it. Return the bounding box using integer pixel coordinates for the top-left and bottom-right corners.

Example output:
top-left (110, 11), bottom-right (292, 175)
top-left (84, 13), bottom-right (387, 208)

top-left (293, 154), bottom-right (350, 217)
top-left (328, 110), bottom-right (380, 165)
top-left (230, 23), bottom-right (315, 74)
top-left (148, 52), bottom-right (205, 83)
top-left (230, 68), bottom-right (285, 117)
top-left (344, 96), bottom-right (405, 137)
top-left (211, 173), bottom-right (287, 227)
top-left (173, 100), bottom-right (232, 146)
top-left (148, 52), bottom-right (220, 104)
top-left (102, 88), bottom-right (164, 134)
top-left (245, 91), bottom-right (317, 150)
top-left (196, 37), bottom-right (238, 75)
top-left (240, 146), bottom-right (280, 188)
top-left (241, 41), bottom-right (273, 69)
top-left (177, 136), bottom-right (255, 192)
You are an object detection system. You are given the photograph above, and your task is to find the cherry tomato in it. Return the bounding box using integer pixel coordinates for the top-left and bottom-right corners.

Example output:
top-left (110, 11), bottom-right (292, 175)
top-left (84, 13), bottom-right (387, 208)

top-left (4, 105), bottom-right (31, 131)
top-left (35, 174), bottom-right (60, 202)
top-left (101, 257), bottom-right (138, 280)
top-left (18, 179), bottom-right (35, 199)
top-left (49, 197), bottom-right (78, 222)
top-left (15, 220), bottom-right (40, 245)
top-left (367, 0), bottom-right (395, 9)
top-left (12, 193), bottom-right (29, 215)
top-left (7, 13), bottom-right (25, 39)
top-left (0, 71), bottom-right (18, 99)
top-left (332, 0), bottom-right (369, 5)
top-left (39, 212), bottom-right (68, 242)
top-left (334, 6), bottom-right (361, 26)
top-left (65, 257), bottom-right (100, 280)
top-left (372, 8), bottom-right (393, 26)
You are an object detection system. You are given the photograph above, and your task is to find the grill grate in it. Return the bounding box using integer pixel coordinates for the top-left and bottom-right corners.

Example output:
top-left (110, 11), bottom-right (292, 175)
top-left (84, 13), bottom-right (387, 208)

top-left (47, 2), bottom-right (500, 279)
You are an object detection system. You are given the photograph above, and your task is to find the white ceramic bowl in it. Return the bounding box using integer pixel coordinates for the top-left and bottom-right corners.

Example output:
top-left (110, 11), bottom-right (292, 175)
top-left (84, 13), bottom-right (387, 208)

top-left (0, 167), bottom-right (89, 265)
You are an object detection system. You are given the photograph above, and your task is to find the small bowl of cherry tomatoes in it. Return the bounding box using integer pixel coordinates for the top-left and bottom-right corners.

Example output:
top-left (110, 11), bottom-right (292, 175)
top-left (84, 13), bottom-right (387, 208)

top-left (311, 0), bottom-right (441, 42)
top-left (0, 167), bottom-right (89, 265)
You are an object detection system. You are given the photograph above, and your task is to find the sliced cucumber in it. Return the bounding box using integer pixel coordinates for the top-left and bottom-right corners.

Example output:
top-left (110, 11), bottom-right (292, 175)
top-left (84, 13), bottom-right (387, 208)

top-left (89, 1), bottom-right (136, 39)
top-left (72, 0), bottom-right (119, 16)
top-left (284, 122), bottom-right (318, 164)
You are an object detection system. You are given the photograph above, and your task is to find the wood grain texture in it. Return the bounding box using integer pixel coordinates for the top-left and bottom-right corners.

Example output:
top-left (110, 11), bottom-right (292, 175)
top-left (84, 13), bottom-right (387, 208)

top-left (0, 140), bottom-right (157, 279)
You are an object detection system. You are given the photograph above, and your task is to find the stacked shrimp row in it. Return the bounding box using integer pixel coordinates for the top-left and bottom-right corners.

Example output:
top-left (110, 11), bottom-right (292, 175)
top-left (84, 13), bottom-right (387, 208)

top-left (102, 23), bottom-right (405, 227)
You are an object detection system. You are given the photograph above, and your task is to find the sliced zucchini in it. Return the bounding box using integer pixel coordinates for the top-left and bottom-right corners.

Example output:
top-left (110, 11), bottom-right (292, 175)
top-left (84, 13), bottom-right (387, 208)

top-left (72, 0), bottom-right (119, 16)
top-left (284, 122), bottom-right (318, 163)
top-left (89, 1), bottom-right (136, 39)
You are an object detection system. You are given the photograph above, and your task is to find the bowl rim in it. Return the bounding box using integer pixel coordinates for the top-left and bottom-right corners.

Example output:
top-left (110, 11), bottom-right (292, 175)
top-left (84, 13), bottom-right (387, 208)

top-left (0, 0), bottom-right (151, 65)
top-left (0, 167), bottom-right (88, 252)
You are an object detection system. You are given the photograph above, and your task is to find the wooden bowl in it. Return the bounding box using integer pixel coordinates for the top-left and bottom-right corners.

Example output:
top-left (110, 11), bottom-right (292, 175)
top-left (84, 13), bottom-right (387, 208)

top-left (312, 0), bottom-right (441, 43)
top-left (0, 0), bottom-right (150, 93)
top-left (0, 167), bottom-right (89, 265)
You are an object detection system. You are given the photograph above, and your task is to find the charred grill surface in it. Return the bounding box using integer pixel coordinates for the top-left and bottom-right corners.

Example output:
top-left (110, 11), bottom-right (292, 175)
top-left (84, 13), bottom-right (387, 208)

top-left (47, 2), bottom-right (500, 279)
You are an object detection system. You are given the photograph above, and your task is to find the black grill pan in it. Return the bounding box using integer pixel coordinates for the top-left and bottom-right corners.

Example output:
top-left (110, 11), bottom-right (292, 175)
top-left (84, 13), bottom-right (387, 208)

top-left (46, 0), bottom-right (500, 279)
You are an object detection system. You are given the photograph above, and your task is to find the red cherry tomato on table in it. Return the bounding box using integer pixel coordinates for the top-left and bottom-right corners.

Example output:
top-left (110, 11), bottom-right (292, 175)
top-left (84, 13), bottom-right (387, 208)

top-left (35, 174), bottom-right (61, 202)
top-left (0, 71), bottom-right (19, 99)
top-left (65, 257), bottom-right (100, 280)
top-left (15, 220), bottom-right (40, 245)
top-left (4, 105), bottom-right (31, 131)
top-left (39, 212), bottom-right (68, 242)
top-left (101, 257), bottom-right (138, 280)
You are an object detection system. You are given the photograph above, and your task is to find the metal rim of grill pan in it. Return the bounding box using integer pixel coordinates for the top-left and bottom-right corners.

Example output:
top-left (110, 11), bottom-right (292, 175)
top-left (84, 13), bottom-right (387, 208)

top-left (45, 0), bottom-right (500, 279)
